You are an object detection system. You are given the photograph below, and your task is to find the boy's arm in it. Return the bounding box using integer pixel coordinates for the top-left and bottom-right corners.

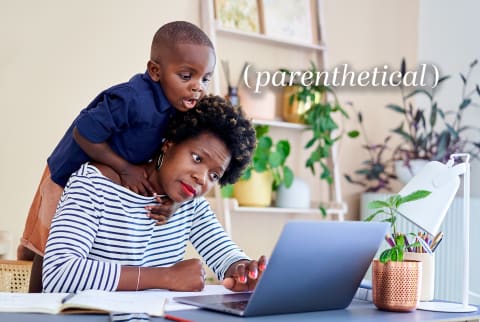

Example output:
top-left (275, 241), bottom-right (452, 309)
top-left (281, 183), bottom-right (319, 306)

top-left (73, 127), bottom-right (155, 196)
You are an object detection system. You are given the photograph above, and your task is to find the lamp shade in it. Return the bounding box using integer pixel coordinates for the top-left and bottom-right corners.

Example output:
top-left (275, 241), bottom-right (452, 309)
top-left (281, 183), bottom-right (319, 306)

top-left (397, 161), bottom-right (460, 235)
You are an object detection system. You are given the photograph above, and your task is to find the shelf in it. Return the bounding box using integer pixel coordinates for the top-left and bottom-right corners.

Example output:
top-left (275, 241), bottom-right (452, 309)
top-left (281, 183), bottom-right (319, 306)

top-left (227, 198), bottom-right (347, 216)
top-left (216, 26), bottom-right (326, 51)
top-left (252, 119), bottom-right (308, 130)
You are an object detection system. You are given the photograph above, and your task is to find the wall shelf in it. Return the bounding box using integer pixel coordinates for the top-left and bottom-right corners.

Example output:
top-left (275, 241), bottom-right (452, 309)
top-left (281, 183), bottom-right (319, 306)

top-left (201, 0), bottom-right (346, 238)
top-left (216, 26), bottom-right (326, 51)
top-left (252, 119), bottom-right (308, 130)
top-left (227, 198), bottom-right (347, 216)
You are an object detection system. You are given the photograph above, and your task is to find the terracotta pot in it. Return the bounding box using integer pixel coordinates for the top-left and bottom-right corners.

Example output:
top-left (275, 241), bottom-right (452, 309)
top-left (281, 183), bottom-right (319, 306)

top-left (372, 259), bottom-right (422, 312)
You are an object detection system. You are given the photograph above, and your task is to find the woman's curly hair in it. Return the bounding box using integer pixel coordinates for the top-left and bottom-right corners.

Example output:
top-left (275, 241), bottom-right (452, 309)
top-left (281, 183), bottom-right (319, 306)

top-left (163, 95), bottom-right (256, 186)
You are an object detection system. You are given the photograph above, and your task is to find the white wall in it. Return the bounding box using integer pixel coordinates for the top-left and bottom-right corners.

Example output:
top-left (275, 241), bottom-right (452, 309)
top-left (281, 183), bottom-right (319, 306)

top-left (418, 0), bottom-right (480, 196)
top-left (0, 0), bottom-right (199, 258)
top-left (418, 0), bottom-right (480, 304)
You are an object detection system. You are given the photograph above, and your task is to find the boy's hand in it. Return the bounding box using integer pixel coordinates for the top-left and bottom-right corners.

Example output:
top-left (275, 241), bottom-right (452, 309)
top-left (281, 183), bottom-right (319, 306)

top-left (222, 256), bottom-right (267, 292)
top-left (119, 164), bottom-right (155, 196)
top-left (146, 195), bottom-right (179, 225)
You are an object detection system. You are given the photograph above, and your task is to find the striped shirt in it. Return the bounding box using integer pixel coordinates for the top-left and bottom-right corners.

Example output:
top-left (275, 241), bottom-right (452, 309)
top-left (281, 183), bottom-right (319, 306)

top-left (42, 163), bottom-right (249, 293)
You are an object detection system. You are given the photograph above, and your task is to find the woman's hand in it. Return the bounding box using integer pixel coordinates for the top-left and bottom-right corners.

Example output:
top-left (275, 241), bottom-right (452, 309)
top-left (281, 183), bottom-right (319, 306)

top-left (146, 195), bottom-right (179, 225)
top-left (166, 259), bottom-right (205, 291)
top-left (222, 256), bottom-right (267, 292)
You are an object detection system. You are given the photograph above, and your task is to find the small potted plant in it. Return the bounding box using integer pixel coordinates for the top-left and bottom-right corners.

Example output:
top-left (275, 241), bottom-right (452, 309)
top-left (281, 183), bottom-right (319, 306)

top-left (231, 124), bottom-right (294, 207)
top-left (365, 189), bottom-right (431, 312)
top-left (281, 62), bottom-right (359, 186)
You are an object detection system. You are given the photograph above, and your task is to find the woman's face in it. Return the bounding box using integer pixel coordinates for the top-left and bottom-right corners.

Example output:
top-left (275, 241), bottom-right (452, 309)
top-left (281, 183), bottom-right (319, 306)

top-left (158, 132), bottom-right (231, 203)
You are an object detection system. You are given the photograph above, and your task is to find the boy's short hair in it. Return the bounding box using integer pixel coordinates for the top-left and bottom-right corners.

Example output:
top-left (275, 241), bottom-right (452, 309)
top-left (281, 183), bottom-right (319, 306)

top-left (163, 95), bottom-right (256, 186)
top-left (151, 21), bottom-right (214, 59)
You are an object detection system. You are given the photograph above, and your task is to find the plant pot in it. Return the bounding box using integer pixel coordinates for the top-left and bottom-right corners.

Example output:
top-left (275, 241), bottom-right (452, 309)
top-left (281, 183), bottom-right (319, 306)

top-left (281, 85), bottom-right (323, 123)
top-left (233, 171), bottom-right (273, 207)
top-left (372, 259), bottom-right (422, 312)
top-left (394, 159), bottom-right (429, 184)
top-left (274, 177), bottom-right (310, 208)
top-left (238, 84), bottom-right (276, 121)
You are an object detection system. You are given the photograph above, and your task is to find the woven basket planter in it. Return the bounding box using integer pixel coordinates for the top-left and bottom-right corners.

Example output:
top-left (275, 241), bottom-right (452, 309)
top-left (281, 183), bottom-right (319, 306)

top-left (372, 259), bottom-right (422, 312)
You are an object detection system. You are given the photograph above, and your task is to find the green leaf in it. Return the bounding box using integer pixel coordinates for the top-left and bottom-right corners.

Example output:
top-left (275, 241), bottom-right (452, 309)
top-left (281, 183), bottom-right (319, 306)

top-left (220, 184), bottom-right (234, 198)
top-left (399, 190), bottom-right (431, 204)
top-left (459, 98), bottom-right (471, 110)
top-left (368, 200), bottom-right (390, 209)
top-left (380, 249), bottom-right (392, 263)
top-left (385, 104), bottom-right (405, 114)
top-left (404, 88), bottom-right (433, 100)
top-left (347, 130), bottom-right (360, 138)
top-left (283, 166), bottom-right (294, 188)
top-left (268, 151), bottom-right (283, 168)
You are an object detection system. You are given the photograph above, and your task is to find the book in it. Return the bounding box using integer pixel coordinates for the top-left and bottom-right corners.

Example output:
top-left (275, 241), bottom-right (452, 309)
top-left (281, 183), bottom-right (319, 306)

top-left (0, 289), bottom-right (166, 316)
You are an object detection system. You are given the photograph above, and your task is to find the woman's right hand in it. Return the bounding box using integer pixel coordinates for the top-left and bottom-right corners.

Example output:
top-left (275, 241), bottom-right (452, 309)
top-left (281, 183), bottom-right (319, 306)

top-left (166, 259), bottom-right (205, 291)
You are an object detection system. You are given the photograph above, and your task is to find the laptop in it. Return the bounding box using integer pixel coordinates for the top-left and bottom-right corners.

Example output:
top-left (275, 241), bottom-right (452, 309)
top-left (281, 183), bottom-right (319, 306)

top-left (174, 220), bottom-right (388, 317)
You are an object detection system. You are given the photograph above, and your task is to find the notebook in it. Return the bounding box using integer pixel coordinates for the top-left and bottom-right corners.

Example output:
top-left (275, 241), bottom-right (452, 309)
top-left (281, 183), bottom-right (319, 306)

top-left (174, 220), bottom-right (388, 317)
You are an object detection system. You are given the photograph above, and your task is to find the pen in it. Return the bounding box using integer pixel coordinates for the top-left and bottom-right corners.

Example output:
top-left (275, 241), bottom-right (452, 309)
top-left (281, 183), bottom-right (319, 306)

top-left (61, 293), bottom-right (76, 304)
top-left (431, 236), bottom-right (443, 252)
top-left (164, 314), bottom-right (193, 322)
top-left (430, 232), bottom-right (444, 252)
top-left (385, 234), bottom-right (395, 247)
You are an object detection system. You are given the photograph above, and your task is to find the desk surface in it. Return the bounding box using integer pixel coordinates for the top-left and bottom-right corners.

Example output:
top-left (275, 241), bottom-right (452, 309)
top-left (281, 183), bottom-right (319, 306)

top-left (1, 300), bottom-right (479, 322)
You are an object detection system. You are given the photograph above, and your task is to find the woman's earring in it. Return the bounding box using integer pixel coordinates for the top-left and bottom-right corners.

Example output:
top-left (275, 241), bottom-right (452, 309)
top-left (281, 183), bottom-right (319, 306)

top-left (155, 152), bottom-right (164, 170)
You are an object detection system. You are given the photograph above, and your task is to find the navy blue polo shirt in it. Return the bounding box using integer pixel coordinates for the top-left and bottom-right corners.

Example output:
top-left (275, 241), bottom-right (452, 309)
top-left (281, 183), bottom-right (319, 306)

top-left (48, 72), bottom-right (175, 187)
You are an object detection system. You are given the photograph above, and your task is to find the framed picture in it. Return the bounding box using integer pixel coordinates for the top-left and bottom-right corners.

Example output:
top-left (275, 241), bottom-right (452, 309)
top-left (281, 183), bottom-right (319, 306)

top-left (214, 0), bottom-right (261, 33)
top-left (261, 0), bottom-right (313, 43)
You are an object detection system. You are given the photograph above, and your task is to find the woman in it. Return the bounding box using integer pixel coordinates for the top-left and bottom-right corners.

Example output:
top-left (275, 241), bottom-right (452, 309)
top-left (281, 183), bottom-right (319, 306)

top-left (42, 95), bottom-right (265, 293)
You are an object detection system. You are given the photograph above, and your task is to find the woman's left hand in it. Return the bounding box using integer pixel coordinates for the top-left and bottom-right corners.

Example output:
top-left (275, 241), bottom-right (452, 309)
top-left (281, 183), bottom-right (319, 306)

top-left (222, 256), bottom-right (267, 292)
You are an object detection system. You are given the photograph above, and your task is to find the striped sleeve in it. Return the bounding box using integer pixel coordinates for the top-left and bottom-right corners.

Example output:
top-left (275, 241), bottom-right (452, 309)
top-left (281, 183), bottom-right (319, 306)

top-left (189, 198), bottom-right (250, 280)
top-left (42, 165), bottom-right (121, 293)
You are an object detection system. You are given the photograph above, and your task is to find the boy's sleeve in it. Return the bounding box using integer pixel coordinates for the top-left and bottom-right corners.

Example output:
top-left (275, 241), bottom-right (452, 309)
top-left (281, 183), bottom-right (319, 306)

top-left (75, 86), bottom-right (137, 144)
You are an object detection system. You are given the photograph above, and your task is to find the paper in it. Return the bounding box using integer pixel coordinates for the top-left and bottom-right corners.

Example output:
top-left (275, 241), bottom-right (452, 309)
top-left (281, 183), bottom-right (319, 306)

top-left (0, 290), bottom-right (165, 316)
top-left (0, 285), bottom-right (233, 315)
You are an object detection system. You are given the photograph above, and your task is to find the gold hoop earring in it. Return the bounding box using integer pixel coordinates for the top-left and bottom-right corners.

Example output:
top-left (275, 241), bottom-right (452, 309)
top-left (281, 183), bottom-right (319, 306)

top-left (155, 152), bottom-right (164, 170)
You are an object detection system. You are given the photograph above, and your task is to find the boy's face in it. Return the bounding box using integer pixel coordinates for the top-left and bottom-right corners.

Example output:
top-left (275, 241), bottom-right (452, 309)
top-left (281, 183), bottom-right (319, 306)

top-left (149, 44), bottom-right (215, 112)
top-left (156, 132), bottom-right (231, 203)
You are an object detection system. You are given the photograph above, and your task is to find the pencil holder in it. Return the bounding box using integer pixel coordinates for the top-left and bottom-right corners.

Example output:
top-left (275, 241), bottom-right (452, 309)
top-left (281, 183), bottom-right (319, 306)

top-left (404, 252), bottom-right (435, 301)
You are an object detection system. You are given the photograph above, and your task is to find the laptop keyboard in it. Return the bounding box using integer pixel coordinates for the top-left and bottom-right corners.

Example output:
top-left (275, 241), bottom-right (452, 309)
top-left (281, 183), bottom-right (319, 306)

top-left (221, 300), bottom-right (249, 311)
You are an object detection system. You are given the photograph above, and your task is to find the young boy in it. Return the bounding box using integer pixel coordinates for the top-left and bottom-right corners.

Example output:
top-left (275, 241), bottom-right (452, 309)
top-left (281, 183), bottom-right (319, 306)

top-left (19, 21), bottom-right (216, 265)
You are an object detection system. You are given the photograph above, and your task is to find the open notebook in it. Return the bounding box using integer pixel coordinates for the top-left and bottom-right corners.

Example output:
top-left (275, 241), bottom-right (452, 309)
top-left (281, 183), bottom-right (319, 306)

top-left (0, 289), bottom-right (165, 316)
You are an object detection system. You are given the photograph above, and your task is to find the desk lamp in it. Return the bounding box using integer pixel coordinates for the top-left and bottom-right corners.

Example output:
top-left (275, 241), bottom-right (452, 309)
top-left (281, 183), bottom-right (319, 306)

top-left (396, 153), bottom-right (477, 312)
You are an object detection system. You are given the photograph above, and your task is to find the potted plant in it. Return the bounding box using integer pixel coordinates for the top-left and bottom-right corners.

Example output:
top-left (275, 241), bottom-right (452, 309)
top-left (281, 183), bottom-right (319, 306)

top-left (231, 124), bottom-right (294, 207)
top-left (364, 189), bottom-right (431, 312)
top-left (387, 58), bottom-right (480, 182)
top-left (344, 106), bottom-right (398, 193)
top-left (282, 63), bottom-right (359, 202)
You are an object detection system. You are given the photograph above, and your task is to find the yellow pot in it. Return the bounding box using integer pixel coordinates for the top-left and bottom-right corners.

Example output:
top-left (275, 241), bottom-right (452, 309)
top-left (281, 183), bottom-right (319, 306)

top-left (372, 259), bottom-right (422, 312)
top-left (282, 85), bottom-right (323, 124)
top-left (233, 171), bottom-right (273, 207)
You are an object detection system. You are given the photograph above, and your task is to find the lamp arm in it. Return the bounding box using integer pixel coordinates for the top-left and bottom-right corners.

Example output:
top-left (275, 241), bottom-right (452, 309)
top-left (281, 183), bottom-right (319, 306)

top-left (461, 156), bottom-right (470, 307)
top-left (450, 153), bottom-right (471, 307)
